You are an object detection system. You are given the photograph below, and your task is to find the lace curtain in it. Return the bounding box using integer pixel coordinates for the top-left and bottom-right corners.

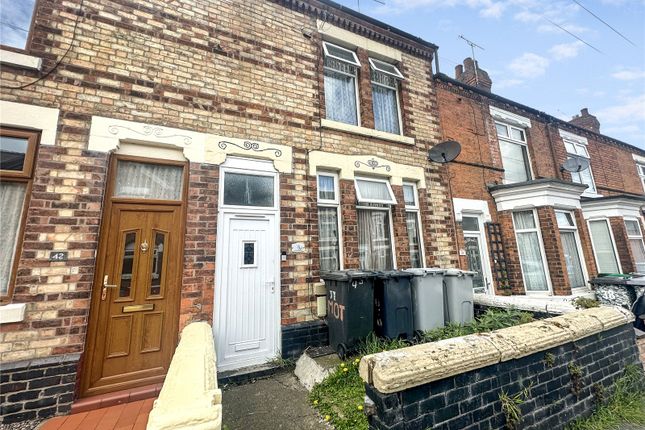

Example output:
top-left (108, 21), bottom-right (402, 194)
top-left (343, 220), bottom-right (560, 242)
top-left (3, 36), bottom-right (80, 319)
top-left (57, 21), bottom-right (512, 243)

top-left (0, 182), bottom-right (27, 295)
top-left (372, 84), bottom-right (400, 134)
top-left (561, 231), bottom-right (585, 288)
top-left (324, 69), bottom-right (358, 125)
top-left (516, 230), bottom-right (549, 291)
top-left (115, 161), bottom-right (183, 200)
top-left (405, 212), bottom-right (421, 268)
top-left (629, 239), bottom-right (645, 272)
top-left (589, 220), bottom-right (619, 273)
top-left (318, 207), bottom-right (340, 271)
top-left (358, 209), bottom-right (393, 270)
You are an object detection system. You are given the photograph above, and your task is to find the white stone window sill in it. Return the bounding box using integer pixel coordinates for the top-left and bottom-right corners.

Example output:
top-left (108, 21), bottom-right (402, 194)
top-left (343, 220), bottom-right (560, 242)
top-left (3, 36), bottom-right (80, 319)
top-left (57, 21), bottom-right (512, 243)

top-left (0, 49), bottom-right (42, 71)
top-left (321, 119), bottom-right (415, 145)
top-left (0, 303), bottom-right (26, 324)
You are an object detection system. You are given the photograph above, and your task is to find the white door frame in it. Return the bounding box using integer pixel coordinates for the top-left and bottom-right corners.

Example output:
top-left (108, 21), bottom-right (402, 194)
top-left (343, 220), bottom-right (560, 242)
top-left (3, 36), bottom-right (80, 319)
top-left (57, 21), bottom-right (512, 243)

top-left (462, 212), bottom-right (495, 295)
top-left (214, 157), bottom-right (281, 371)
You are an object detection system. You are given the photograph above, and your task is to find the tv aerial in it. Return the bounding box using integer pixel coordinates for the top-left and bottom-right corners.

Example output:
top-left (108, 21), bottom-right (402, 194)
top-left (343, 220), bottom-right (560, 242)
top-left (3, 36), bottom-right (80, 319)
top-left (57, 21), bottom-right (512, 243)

top-left (429, 140), bottom-right (462, 163)
top-left (561, 157), bottom-right (590, 173)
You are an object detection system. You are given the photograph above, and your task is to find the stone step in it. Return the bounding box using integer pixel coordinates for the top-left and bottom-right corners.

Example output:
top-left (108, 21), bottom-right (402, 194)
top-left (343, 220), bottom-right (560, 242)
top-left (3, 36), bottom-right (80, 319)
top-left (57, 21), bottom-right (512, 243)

top-left (294, 347), bottom-right (341, 391)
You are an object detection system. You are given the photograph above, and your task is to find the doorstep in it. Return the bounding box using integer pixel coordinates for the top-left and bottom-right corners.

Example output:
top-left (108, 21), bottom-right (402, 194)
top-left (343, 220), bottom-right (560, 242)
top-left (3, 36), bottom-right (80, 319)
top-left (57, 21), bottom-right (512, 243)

top-left (70, 384), bottom-right (162, 413)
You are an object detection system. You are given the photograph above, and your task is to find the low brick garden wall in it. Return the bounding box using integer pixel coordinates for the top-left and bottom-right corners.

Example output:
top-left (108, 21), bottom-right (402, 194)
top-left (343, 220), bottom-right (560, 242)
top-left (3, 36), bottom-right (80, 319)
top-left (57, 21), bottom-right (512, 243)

top-left (359, 307), bottom-right (642, 430)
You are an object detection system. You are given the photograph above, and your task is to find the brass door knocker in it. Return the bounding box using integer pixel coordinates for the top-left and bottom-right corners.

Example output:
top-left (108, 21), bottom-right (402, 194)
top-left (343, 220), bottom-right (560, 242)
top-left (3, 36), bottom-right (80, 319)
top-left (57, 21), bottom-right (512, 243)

top-left (140, 239), bottom-right (149, 253)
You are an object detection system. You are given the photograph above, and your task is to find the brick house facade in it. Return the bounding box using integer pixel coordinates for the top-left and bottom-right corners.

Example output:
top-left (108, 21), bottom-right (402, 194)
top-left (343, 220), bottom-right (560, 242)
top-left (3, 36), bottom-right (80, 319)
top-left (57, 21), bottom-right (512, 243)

top-left (0, 0), bottom-right (457, 422)
top-left (436, 60), bottom-right (645, 297)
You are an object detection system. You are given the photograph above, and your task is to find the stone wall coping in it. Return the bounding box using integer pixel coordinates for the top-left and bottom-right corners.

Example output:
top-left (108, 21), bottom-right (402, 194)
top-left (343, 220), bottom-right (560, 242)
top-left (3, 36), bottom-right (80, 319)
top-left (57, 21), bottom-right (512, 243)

top-left (146, 321), bottom-right (222, 430)
top-left (0, 353), bottom-right (81, 371)
top-left (359, 306), bottom-right (634, 394)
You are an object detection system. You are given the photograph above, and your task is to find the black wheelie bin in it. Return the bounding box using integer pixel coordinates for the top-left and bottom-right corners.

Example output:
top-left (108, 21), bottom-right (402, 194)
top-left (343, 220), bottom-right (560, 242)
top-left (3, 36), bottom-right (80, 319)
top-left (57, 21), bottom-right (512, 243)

top-left (374, 271), bottom-right (414, 340)
top-left (320, 270), bottom-right (376, 358)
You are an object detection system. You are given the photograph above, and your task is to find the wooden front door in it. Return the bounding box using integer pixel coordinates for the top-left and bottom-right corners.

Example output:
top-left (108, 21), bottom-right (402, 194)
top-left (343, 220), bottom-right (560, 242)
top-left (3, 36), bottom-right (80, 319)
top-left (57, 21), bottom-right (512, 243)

top-left (81, 156), bottom-right (186, 397)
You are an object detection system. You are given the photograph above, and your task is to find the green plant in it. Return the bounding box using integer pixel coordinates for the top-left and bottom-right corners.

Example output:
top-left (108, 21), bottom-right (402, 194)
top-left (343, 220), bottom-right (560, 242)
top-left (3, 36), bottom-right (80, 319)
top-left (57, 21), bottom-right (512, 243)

top-left (358, 333), bottom-right (410, 356)
top-left (592, 383), bottom-right (604, 406)
top-left (268, 354), bottom-right (295, 368)
top-left (544, 352), bottom-right (555, 368)
top-left (572, 297), bottom-right (600, 309)
top-left (567, 365), bottom-right (645, 430)
top-left (569, 363), bottom-right (584, 398)
top-left (499, 382), bottom-right (533, 430)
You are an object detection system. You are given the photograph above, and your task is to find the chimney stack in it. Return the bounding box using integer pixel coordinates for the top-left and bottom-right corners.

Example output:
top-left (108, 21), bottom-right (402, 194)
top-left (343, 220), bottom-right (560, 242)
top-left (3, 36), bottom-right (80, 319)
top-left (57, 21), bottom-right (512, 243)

top-left (454, 57), bottom-right (492, 92)
top-left (569, 108), bottom-right (600, 133)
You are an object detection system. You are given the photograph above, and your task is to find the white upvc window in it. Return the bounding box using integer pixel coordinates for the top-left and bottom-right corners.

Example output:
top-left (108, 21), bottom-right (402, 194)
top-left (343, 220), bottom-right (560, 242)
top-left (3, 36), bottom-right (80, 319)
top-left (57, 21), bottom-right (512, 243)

top-left (317, 172), bottom-right (342, 272)
top-left (403, 182), bottom-right (424, 268)
top-left (322, 41), bottom-right (361, 126)
top-left (624, 218), bottom-right (645, 273)
top-left (512, 210), bottom-right (551, 294)
top-left (496, 121), bottom-right (532, 184)
top-left (555, 210), bottom-right (587, 289)
top-left (354, 177), bottom-right (397, 205)
top-left (637, 164), bottom-right (645, 193)
top-left (563, 138), bottom-right (596, 194)
top-left (588, 218), bottom-right (621, 274)
top-left (370, 58), bottom-right (403, 135)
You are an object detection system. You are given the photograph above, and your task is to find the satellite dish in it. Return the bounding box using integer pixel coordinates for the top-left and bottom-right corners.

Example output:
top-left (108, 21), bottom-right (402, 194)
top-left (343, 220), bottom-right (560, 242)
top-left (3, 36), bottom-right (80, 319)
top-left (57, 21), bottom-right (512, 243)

top-left (561, 157), bottom-right (590, 173)
top-left (429, 140), bottom-right (462, 163)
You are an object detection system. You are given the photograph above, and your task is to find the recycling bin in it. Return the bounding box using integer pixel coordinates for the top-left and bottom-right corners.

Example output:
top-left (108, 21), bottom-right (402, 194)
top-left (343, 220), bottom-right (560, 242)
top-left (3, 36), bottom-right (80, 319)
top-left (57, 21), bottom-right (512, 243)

top-left (405, 268), bottom-right (445, 333)
top-left (374, 271), bottom-right (414, 340)
top-left (443, 269), bottom-right (476, 325)
top-left (320, 270), bottom-right (376, 358)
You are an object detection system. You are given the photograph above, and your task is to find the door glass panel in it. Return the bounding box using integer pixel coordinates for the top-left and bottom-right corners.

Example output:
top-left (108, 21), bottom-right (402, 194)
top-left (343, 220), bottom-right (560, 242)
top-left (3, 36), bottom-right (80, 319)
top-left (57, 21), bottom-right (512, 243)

top-left (561, 231), bottom-right (585, 288)
top-left (0, 136), bottom-right (29, 171)
top-left (150, 232), bottom-right (165, 296)
top-left (465, 236), bottom-right (485, 293)
top-left (119, 232), bottom-right (137, 297)
top-left (223, 173), bottom-right (274, 207)
top-left (243, 242), bottom-right (255, 266)
top-left (114, 161), bottom-right (183, 200)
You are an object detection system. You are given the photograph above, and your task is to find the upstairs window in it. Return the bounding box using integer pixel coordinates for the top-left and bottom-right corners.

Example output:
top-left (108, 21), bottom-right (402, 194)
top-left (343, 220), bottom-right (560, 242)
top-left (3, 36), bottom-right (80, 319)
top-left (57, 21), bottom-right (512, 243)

top-left (370, 58), bottom-right (403, 135)
top-left (625, 219), bottom-right (645, 273)
top-left (637, 164), bottom-right (645, 193)
top-left (323, 41), bottom-right (360, 126)
top-left (496, 122), bottom-right (531, 184)
top-left (563, 138), bottom-right (596, 194)
top-left (0, 0), bottom-right (36, 50)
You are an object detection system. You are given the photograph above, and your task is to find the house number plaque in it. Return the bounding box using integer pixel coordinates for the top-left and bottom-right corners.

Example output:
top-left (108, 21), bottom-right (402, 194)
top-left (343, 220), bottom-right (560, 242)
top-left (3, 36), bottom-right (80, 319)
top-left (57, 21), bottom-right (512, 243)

top-left (49, 251), bottom-right (68, 262)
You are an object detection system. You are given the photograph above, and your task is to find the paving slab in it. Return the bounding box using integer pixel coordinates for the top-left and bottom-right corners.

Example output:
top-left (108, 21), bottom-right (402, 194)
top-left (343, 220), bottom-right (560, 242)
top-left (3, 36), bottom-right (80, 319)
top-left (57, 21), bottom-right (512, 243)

top-left (221, 370), bottom-right (326, 430)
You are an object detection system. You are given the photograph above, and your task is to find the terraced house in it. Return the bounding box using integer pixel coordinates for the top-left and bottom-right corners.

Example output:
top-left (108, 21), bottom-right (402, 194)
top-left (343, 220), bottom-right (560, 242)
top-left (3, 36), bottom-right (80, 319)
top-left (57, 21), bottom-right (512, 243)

top-left (0, 0), bottom-right (457, 423)
top-left (436, 58), bottom-right (645, 297)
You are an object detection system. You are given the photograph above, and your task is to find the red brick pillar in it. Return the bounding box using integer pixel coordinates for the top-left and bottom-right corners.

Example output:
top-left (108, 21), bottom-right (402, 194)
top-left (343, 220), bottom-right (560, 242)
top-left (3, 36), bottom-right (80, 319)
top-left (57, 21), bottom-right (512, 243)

top-left (356, 48), bottom-right (375, 130)
top-left (609, 217), bottom-right (635, 273)
top-left (391, 185), bottom-right (412, 269)
top-left (340, 179), bottom-right (360, 269)
top-left (537, 207), bottom-right (571, 295)
top-left (574, 209), bottom-right (598, 279)
top-left (497, 210), bottom-right (525, 295)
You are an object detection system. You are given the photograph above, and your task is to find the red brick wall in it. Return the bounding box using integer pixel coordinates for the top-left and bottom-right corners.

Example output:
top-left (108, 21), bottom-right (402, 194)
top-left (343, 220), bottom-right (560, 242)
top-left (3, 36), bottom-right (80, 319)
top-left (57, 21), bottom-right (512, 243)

top-left (537, 207), bottom-right (571, 295)
top-left (610, 217), bottom-right (635, 274)
top-left (574, 209), bottom-right (598, 279)
top-left (497, 211), bottom-right (525, 295)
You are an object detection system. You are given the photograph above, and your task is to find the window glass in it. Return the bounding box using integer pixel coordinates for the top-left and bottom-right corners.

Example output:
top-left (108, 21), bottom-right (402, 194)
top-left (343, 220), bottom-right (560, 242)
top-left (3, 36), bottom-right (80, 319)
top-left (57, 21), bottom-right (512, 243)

top-left (513, 211), bottom-right (549, 292)
top-left (0, 136), bottom-right (29, 171)
top-left (589, 220), bottom-right (620, 273)
top-left (223, 172), bottom-right (274, 207)
top-left (625, 220), bottom-right (641, 236)
top-left (403, 184), bottom-right (415, 207)
top-left (369, 58), bottom-right (404, 79)
top-left (324, 66), bottom-right (358, 125)
top-left (510, 128), bottom-right (525, 142)
top-left (150, 232), bottom-right (165, 296)
top-left (318, 175), bottom-right (335, 201)
top-left (0, 182), bottom-right (27, 296)
top-left (561, 231), bottom-right (585, 288)
top-left (119, 232), bottom-right (137, 298)
top-left (358, 209), bottom-right (393, 270)
top-left (514, 210), bottom-right (536, 230)
top-left (405, 212), bottom-right (422, 268)
top-left (629, 239), bottom-right (645, 273)
top-left (0, 0), bottom-right (36, 49)
top-left (243, 242), bottom-right (255, 266)
top-left (556, 212), bottom-right (575, 228)
top-left (115, 161), bottom-right (183, 200)
top-left (464, 236), bottom-right (485, 293)
top-left (462, 216), bottom-right (480, 232)
top-left (495, 123), bottom-right (508, 138)
top-left (500, 140), bottom-right (530, 183)
top-left (355, 178), bottom-right (396, 204)
top-left (372, 79), bottom-right (400, 134)
top-left (323, 42), bottom-right (360, 66)
top-left (318, 207), bottom-right (340, 271)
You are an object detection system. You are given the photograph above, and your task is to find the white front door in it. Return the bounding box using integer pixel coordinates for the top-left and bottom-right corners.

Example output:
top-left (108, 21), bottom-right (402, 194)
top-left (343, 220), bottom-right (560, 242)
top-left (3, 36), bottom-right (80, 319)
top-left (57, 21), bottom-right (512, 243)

top-left (462, 215), bottom-right (494, 294)
top-left (215, 212), bottom-right (279, 371)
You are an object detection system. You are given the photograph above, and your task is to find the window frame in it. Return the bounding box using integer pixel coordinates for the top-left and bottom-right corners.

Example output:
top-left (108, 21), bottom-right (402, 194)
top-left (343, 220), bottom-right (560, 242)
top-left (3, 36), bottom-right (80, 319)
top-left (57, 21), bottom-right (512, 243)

top-left (322, 47), bottom-right (361, 127)
top-left (368, 58), bottom-right (404, 80)
top-left (637, 163), bottom-right (645, 193)
top-left (354, 176), bottom-right (397, 205)
top-left (0, 0), bottom-right (39, 53)
top-left (587, 218), bottom-right (622, 274)
top-left (495, 121), bottom-right (533, 184)
top-left (316, 171), bottom-right (343, 271)
top-left (370, 63), bottom-right (403, 135)
top-left (402, 182), bottom-right (425, 268)
top-left (461, 213), bottom-right (494, 294)
top-left (322, 41), bottom-right (361, 67)
top-left (512, 209), bottom-right (553, 295)
top-left (0, 127), bottom-right (40, 302)
top-left (356, 205), bottom-right (397, 270)
top-left (218, 165), bottom-right (279, 211)
top-left (555, 210), bottom-right (589, 289)
top-left (624, 218), bottom-right (645, 273)
top-left (563, 137), bottom-right (597, 194)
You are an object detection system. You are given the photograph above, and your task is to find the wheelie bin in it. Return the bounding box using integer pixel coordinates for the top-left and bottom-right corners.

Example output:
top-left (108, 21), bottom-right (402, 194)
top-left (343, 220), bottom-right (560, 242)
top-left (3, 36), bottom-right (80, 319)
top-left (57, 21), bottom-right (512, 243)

top-left (374, 271), bottom-right (414, 340)
top-left (443, 269), bottom-right (476, 325)
top-left (320, 270), bottom-right (376, 358)
top-left (405, 268), bottom-right (445, 333)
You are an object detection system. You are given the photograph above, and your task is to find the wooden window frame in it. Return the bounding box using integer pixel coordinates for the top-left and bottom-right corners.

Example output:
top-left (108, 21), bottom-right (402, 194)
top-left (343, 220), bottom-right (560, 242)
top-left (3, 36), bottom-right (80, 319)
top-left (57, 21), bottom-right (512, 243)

top-left (1, 127), bottom-right (40, 303)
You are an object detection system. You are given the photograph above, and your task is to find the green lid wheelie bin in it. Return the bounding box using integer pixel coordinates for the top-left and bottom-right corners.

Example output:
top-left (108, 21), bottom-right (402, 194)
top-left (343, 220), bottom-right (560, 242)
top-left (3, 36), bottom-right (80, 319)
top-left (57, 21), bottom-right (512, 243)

top-left (374, 271), bottom-right (414, 340)
top-left (320, 270), bottom-right (376, 358)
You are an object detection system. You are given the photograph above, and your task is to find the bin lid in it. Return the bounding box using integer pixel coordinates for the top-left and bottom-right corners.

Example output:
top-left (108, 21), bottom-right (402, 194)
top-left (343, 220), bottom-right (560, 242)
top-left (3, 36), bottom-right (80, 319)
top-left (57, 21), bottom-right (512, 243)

top-left (590, 276), bottom-right (630, 286)
top-left (444, 268), bottom-right (477, 277)
top-left (375, 270), bottom-right (414, 279)
top-left (320, 270), bottom-right (376, 281)
top-left (404, 268), bottom-right (445, 277)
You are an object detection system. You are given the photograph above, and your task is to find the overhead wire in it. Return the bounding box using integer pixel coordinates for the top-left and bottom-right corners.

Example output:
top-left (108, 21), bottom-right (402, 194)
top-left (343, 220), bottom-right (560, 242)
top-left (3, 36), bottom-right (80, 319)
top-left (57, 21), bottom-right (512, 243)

top-left (542, 16), bottom-right (603, 54)
top-left (570, 0), bottom-right (636, 47)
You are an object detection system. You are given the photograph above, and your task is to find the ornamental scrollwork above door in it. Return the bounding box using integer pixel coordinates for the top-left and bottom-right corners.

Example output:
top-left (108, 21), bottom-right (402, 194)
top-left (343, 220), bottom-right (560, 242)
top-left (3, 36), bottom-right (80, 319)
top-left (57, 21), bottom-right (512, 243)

top-left (354, 158), bottom-right (391, 172)
top-left (218, 140), bottom-right (283, 157)
top-left (107, 124), bottom-right (193, 145)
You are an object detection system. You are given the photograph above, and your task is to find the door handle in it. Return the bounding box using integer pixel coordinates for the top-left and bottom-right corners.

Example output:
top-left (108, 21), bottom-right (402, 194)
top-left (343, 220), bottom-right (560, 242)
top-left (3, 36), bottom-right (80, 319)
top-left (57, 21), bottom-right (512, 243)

top-left (101, 275), bottom-right (118, 301)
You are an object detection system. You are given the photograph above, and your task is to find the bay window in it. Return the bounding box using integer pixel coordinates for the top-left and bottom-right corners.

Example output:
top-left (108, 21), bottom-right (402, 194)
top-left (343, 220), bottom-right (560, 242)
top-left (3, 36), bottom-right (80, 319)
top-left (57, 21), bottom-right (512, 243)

top-left (588, 219), bottom-right (621, 274)
top-left (403, 182), bottom-right (423, 268)
top-left (1, 127), bottom-right (38, 300)
top-left (317, 172), bottom-right (341, 271)
top-left (496, 122), bottom-right (532, 184)
top-left (512, 210), bottom-right (550, 293)
top-left (563, 138), bottom-right (596, 194)
top-left (556, 211), bottom-right (586, 289)
top-left (355, 177), bottom-right (396, 270)
top-left (624, 219), bottom-right (645, 273)
top-left (323, 41), bottom-right (360, 126)
top-left (370, 58), bottom-right (403, 135)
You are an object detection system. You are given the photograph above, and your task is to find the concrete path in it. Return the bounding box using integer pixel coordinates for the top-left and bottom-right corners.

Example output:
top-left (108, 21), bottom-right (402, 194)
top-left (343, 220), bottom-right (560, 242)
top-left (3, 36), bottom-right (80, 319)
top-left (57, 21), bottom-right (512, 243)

top-left (221, 371), bottom-right (326, 430)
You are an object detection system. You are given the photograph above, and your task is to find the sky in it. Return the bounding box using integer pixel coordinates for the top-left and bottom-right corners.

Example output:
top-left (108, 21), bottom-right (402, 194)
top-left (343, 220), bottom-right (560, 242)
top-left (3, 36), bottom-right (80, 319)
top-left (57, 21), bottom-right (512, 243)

top-left (333, 0), bottom-right (645, 148)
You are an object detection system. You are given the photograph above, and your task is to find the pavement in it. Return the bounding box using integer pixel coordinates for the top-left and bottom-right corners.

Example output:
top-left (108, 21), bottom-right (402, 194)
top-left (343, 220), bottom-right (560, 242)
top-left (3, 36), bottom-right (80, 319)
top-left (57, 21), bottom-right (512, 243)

top-left (221, 370), bottom-right (327, 430)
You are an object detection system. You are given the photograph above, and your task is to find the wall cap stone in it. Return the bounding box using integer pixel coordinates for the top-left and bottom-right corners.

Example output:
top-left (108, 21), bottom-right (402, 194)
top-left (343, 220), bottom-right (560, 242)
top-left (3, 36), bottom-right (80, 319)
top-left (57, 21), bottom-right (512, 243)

top-left (359, 307), bottom-right (634, 393)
